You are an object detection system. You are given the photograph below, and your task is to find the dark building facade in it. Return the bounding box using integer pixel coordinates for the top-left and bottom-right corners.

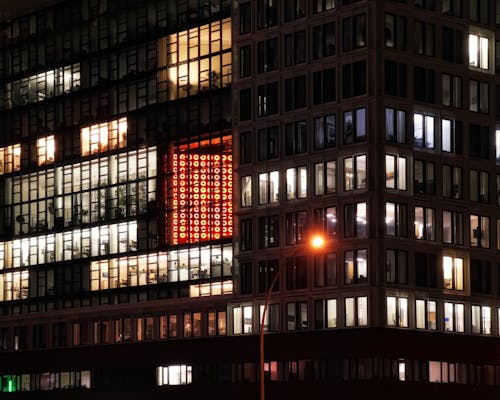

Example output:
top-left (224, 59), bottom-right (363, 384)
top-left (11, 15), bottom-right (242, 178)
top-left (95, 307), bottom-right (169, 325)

top-left (0, 0), bottom-right (499, 398)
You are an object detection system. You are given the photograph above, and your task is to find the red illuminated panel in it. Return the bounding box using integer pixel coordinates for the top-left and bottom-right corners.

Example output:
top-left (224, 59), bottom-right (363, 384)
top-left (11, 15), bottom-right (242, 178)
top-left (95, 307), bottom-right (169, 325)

top-left (169, 136), bottom-right (232, 245)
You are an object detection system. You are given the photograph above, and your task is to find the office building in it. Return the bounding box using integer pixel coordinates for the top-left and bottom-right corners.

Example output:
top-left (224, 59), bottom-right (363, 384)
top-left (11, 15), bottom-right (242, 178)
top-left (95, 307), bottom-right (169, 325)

top-left (0, 0), bottom-right (499, 398)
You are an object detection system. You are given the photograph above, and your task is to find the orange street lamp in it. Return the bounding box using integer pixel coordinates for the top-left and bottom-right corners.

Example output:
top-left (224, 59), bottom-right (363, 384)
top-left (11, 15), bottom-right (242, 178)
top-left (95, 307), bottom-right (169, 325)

top-left (259, 234), bottom-right (327, 400)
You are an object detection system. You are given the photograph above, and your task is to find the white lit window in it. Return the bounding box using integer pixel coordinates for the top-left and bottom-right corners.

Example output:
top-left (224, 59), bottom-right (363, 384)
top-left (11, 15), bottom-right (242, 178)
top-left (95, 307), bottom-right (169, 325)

top-left (156, 365), bottom-right (192, 385)
top-left (232, 305), bottom-right (253, 334)
top-left (241, 176), bottom-right (252, 207)
top-left (414, 206), bottom-right (435, 240)
top-left (469, 33), bottom-right (489, 70)
top-left (386, 296), bottom-right (408, 328)
top-left (496, 124), bottom-right (500, 163)
top-left (286, 166), bottom-right (307, 200)
top-left (37, 136), bottom-right (55, 166)
top-left (415, 299), bottom-right (437, 330)
top-left (258, 171), bottom-right (279, 204)
top-left (343, 154), bottom-right (366, 191)
top-left (413, 113), bottom-right (434, 148)
top-left (345, 296), bottom-right (368, 327)
top-left (444, 302), bottom-right (464, 332)
top-left (81, 117), bottom-right (127, 156)
top-left (472, 305), bottom-right (491, 335)
top-left (314, 160), bottom-right (336, 195)
top-left (385, 154), bottom-right (406, 190)
top-left (442, 255), bottom-right (463, 290)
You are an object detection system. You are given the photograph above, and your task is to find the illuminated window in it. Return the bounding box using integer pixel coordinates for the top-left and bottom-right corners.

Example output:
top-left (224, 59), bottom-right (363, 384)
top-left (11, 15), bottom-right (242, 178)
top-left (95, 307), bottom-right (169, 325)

top-left (241, 176), bottom-right (252, 207)
top-left (442, 255), bottom-right (463, 290)
top-left (385, 202), bottom-right (407, 237)
top-left (385, 154), bottom-right (406, 190)
top-left (345, 296), bottom-right (368, 327)
top-left (470, 214), bottom-right (490, 248)
top-left (444, 302), bottom-right (464, 332)
top-left (0, 144), bottom-right (21, 175)
top-left (315, 160), bottom-right (336, 195)
top-left (469, 33), bottom-right (489, 70)
top-left (37, 136), bottom-right (55, 165)
top-left (472, 305), bottom-right (491, 335)
top-left (156, 365), bottom-right (192, 386)
top-left (80, 117), bottom-right (127, 156)
top-left (414, 206), bottom-right (435, 240)
top-left (343, 155), bottom-right (366, 191)
top-left (386, 296), bottom-right (408, 327)
top-left (286, 166), bottom-right (307, 200)
top-left (344, 249), bottom-right (367, 284)
top-left (413, 113), bottom-right (434, 148)
top-left (415, 299), bottom-right (437, 330)
top-left (258, 171), bottom-right (279, 204)
top-left (233, 305), bottom-right (253, 334)
top-left (157, 19), bottom-right (231, 100)
top-left (168, 136), bottom-right (232, 245)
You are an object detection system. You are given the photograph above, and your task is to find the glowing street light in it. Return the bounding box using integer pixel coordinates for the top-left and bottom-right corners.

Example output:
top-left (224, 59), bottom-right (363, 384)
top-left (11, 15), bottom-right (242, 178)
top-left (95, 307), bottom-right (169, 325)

top-left (310, 234), bottom-right (326, 250)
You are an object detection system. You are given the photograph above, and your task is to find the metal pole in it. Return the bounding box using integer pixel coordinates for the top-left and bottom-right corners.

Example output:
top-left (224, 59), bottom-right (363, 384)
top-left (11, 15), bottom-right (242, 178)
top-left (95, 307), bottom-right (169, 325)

top-left (260, 266), bottom-right (280, 400)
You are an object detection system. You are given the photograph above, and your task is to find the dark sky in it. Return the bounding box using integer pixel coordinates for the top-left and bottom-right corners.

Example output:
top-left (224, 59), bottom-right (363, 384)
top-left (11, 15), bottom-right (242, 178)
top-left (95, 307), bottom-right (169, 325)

top-left (0, 0), bottom-right (63, 21)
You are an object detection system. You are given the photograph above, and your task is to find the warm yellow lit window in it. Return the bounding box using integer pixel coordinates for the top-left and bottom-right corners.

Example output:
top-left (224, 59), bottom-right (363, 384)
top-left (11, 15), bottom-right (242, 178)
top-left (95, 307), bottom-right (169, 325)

top-left (0, 144), bottom-right (21, 175)
top-left (157, 18), bottom-right (232, 101)
top-left (442, 255), bottom-right (463, 291)
top-left (37, 136), bottom-right (55, 165)
top-left (81, 117), bottom-right (127, 156)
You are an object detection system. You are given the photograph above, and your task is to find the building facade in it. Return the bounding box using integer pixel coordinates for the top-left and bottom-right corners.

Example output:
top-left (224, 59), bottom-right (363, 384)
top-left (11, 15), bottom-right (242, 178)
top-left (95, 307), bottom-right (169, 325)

top-left (0, 0), bottom-right (499, 398)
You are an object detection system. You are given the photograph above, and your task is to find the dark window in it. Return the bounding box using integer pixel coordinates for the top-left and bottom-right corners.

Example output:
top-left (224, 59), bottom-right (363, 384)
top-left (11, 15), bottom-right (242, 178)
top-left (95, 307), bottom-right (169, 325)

top-left (342, 61), bottom-right (366, 98)
top-left (258, 126), bottom-right (279, 161)
top-left (314, 253), bottom-right (337, 287)
top-left (469, 124), bottom-right (490, 159)
top-left (442, 27), bottom-right (463, 64)
top-left (259, 259), bottom-right (279, 293)
top-left (240, 45), bottom-right (251, 78)
top-left (285, 211), bottom-right (308, 245)
top-left (258, 215), bottom-right (279, 248)
top-left (442, 0), bottom-right (463, 17)
top-left (284, 31), bottom-right (306, 67)
top-left (285, 256), bottom-right (308, 290)
top-left (257, 0), bottom-right (278, 29)
top-left (240, 88), bottom-right (252, 121)
top-left (414, 0), bottom-right (436, 10)
top-left (385, 60), bottom-right (407, 97)
top-left (442, 165), bottom-right (463, 198)
top-left (385, 14), bottom-right (407, 50)
top-left (414, 21), bottom-right (435, 57)
top-left (240, 262), bottom-right (253, 294)
top-left (442, 74), bottom-right (462, 108)
top-left (314, 206), bottom-right (337, 238)
top-left (240, 131), bottom-right (252, 164)
top-left (414, 67), bottom-right (435, 103)
top-left (470, 259), bottom-right (492, 294)
top-left (285, 120), bottom-right (307, 155)
top-left (385, 108), bottom-right (406, 143)
top-left (386, 249), bottom-right (408, 284)
top-left (342, 14), bottom-right (366, 52)
top-left (257, 82), bottom-right (278, 117)
top-left (284, 75), bottom-right (307, 111)
top-left (312, 68), bottom-right (336, 105)
top-left (257, 38), bottom-right (278, 73)
top-left (284, 0), bottom-right (306, 21)
top-left (314, 114), bottom-right (336, 149)
top-left (442, 210), bottom-right (464, 244)
top-left (414, 159), bottom-right (435, 194)
top-left (415, 252), bottom-right (437, 288)
top-left (240, 219), bottom-right (252, 251)
top-left (470, 169), bottom-right (489, 203)
top-left (343, 108), bottom-right (366, 144)
top-left (240, 2), bottom-right (252, 35)
top-left (469, 80), bottom-right (489, 114)
top-left (470, 0), bottom-right (489, 24)
top-left (312, 22), bottom-right (336, 59)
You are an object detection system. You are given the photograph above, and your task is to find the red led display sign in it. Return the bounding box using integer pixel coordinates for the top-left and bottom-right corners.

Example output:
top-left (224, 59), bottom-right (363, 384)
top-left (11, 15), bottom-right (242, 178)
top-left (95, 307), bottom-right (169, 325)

top-left (169, 136), bottom-right (233, 245)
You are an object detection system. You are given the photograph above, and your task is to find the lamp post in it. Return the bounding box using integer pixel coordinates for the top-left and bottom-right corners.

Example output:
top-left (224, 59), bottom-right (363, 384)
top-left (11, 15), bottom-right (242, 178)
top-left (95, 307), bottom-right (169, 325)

top-left (259, 234), bottom-right (326, 400)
